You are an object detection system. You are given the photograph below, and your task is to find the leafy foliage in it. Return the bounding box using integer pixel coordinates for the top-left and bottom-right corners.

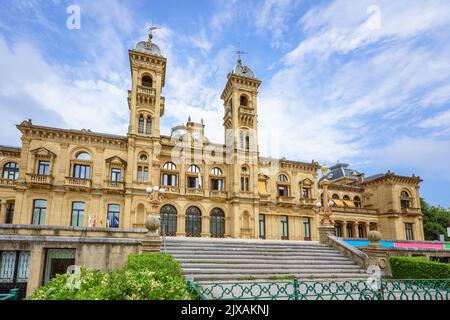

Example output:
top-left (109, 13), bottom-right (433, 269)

top-left (28, 253), bottom-right (194, 300)
top-left (421, 198), bottom-right (450, 241)
top-left (390, 256), bottom-right (450, 279)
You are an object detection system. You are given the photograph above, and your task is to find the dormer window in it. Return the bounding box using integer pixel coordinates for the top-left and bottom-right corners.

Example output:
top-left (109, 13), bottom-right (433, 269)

top-left (142, 75), bottom-right (153, 87)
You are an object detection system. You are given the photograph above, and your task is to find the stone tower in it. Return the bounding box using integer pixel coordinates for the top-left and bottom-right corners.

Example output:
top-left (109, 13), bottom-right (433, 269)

top-left (221, 53), bottom-right (262, 237)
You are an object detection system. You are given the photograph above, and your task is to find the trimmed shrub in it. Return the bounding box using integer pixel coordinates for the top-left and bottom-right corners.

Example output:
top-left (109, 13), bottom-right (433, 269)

top-left (390, 256), bottom-right (450, 279)
top-left (28, 253), bottom-right (193, 300)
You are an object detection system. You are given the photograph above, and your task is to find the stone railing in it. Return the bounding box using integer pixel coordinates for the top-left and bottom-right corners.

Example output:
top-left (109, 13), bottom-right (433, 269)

top-left (276, 196), bottom-right (296, 205)
top-left (186, 188), bottom-right (204, 197)
top-left (65, 177), bottom-right (92, 188)
top-left (239, 106), bottom-right (256, 115)
top-left (163, 186), bottom-right (179, 193)
top-left (299, 198), bottom-right (317, 206)
top-left (0, 178), bottom-right (16, 186)
top-left (331, 207), bottom-right (379, 215)
top-left (26, 174), bottom-right (53, 184)
top-left (327, 235), bottom-right (369, 269)
top-left (137, 85), bottom-right (156, 96)
top-left (210, 190), bottom-right (227, 199)
top-left (105, 180), bottom-right (125, 189)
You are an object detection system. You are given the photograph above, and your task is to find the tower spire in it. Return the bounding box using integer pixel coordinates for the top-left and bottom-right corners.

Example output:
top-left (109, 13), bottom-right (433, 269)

top-left (236, 50), bottom-right (248, 64)
top-left (146, 23), bottom-right (160, 48)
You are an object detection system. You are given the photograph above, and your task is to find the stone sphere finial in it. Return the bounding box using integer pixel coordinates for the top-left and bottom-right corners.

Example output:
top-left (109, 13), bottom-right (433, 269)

top-left (145, 215), bottom-right (160, 235)
top-left (368, 230), bottom-right (382, 246)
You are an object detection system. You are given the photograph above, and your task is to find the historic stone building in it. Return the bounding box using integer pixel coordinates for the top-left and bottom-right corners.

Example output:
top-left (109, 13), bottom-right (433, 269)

top-left (0, 31), bottom-right (424, 242)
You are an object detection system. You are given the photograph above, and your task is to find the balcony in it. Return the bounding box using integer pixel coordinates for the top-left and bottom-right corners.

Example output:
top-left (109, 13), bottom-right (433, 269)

top-left (210, 190), bottom-right (227, 201)
top-left (162, 186), bottom-right (179, 198)
top-left (186, 188), bottom-right (204, 199)
top-left (104, 180), bottom-right (125, 191)
top-left (401, 207), bottom-right (423, 216)
top-left (65, 177), bottom-right (92, 190)
top-left (299, 198), bottom-right (317, 206)
top-left (137, 85), bottom-right (156, 96)
top-left (239, 105), bottom-right (256, 116)
top-left (331, 207), bottom-right (379, 215)
top-left (276, 196), bottom-right (296, 206)
top-left (0, 178), bottom-right (16, 187)
top-left (26, 174), bottom-right (53, 185)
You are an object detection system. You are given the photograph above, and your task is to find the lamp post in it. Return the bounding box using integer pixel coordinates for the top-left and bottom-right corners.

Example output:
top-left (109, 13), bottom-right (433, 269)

top-left (316, 165), bottom-right (336, 244)
top-left (141, 186), bottom-right (165, 253)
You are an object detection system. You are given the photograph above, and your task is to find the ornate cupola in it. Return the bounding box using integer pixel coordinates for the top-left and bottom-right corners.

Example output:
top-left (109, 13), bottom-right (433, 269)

top-left (128, 26), bottom-right (166, 138)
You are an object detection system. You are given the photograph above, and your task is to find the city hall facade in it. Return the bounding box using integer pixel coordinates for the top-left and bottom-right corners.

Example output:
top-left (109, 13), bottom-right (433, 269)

top-left (0, 32), bottom-right (425, 242)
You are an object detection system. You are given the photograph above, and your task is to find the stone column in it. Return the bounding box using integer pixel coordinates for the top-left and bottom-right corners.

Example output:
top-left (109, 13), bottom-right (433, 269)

top-left (176, 213), bottom-right (186, 236)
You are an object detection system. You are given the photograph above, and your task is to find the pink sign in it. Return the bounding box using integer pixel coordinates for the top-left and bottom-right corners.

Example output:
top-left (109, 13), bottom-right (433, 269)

top-left (394, 242), bottom-right (444, 249)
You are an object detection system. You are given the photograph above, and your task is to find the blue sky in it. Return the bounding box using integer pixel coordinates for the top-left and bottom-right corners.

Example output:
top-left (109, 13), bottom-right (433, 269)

top-left (0, 0), bottom-right (449, 207)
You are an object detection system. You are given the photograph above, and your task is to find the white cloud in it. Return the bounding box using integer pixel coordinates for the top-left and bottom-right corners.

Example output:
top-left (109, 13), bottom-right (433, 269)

top-left (254, 0), bottom-right (293, 47)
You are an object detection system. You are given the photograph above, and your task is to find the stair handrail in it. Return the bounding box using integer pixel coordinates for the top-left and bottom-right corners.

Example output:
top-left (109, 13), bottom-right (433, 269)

top-left (328, 235), bottom-right (369, 269)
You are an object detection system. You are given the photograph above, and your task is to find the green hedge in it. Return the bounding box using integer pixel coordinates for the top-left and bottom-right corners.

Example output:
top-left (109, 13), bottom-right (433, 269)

top-left (390, 256), bottom-right (450, 279)
top-left (28, 253), bottom-right (193, 300)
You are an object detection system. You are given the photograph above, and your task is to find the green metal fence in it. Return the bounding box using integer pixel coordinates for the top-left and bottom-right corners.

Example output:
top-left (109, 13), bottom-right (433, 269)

top-left (187, 279), bottom-right (450, 300)
top-left (0, 289), bottom-right (19, 301)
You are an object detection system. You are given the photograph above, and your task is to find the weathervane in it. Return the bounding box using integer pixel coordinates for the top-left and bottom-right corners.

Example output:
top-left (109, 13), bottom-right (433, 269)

top-left (146, 23), bottom-right (160, 47)
top-left (236, 50), bottom-right (248, 63)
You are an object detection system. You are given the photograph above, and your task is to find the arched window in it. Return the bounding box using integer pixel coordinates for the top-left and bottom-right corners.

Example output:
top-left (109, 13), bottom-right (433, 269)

top-left (278, 174), bottom-right (288, 182)
top-left (185, 206), bottom-right (201, 237)
top-left (142, 75), bottom-right (153, 87)
top-left (211, 167), bottom-right (223, 176)
top-left (163, 162), bottom-right (177, 171)
top-left (188, 165), bottom-right (200, 173)
top-left (332, 194), bottom-right (340, 200)
top-left (146, 116), bottom-right (152, 134)
top-left (162, 162), bottom-right (177, 187)
top-left (240, 95), bottom-right (248, 107)
top-left (73, 153), bottom-right (91, 179)
top-left (2, 162), bottom-right (19, 180)
top-left (210, 208), bottom-right (225, 238)
top-left (400, 190), bottom-right (411, 209)
top-left (354, 196), bottom-right (362, 208)
top-left (343, 195), bottom-right (350, 200)
top-left (76, 152), bottom-right (91, 161)
top-left (160, 205), bottom-right (177, 236)
top-left (138, 115), bottom-right (145, 134)
top-left (241, 166), bottom-right (249, 192)
top-left (277, 174), bottom-right (289, 197)
top-left (139, 153), bottom-right (148, 162)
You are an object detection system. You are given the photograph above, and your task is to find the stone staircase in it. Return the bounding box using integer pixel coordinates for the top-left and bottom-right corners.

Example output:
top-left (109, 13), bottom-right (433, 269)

top-left (163, 237), bottom-right (368, 282)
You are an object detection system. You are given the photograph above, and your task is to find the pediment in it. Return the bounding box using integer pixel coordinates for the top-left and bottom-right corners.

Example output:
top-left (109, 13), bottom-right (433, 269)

top-left (105, 156), bottom-right (127, 166)
top-left (300, 178), bottom-right (314, 185)
top-left (30, 147), bottom-right (56, 158)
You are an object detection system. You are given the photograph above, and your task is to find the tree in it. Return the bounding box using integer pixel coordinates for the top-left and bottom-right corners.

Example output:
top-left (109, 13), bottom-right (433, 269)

top-left (421, 198), bottom-right (450, 241)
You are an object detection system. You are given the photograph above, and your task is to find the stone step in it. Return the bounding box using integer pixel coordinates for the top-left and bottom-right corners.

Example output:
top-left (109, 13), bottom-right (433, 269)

top-left (168, 251), bottom-right (346, 258)
top-left (164, 237), bottom-right (324, 246)
top-left (182, 268), bottom-right (364, 275)
top-left (181, 263), bottom-right (361, 270)
top-left (176, 258), bottom-right (355, 264)
top-left (188, 273), bottom-right (369, 281)
top-left (165, 246), bottom-right (342, 252)
top-left (163, 242), bottom-right (329, 249)
top-left (170, 254), bottom-right (347, 261)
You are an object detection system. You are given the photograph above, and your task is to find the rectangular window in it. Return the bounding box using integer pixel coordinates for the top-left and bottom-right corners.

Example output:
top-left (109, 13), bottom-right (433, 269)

top-left (107, 204), bottom-right (120, 228)
top-left (303, 217), bottom-right (311, 240)
top-left (143, 167), bottom-right (149, 182)
top-left (259, 214), bottom-right (266, 239)
top-left (5, 202), bottom-right (14, 224)
top-left (211, 178), bottom-right (223, 191)
top-left (245, 135), bottom-right (250, 151)
top-left (111, 168), bottom-right (121, 182)
top-left (346, 224), bottom-right (354, 238)
top-left (335, 224), bottom-right (342, 237)
top-left (187, 176), bottom-right (199, 189)
top-left (71, 202), bottom-right (85, 227)
top-left (302, 187), bottom-right (310, 199)
top-left (38, 161), bottom-right (50, 175)
top-left (32, 200), bottom-right (47, 225)
top-left (405, 223), bottom-right (414, 240)
top-left (278, 185), bottom-right (288, 197)
top-left (358, 224), bottom-right (365, 238)
top-left (280, 216), bottom-right (289, 240)
top-left (137, 166), bottom-right (143, 182)
top-left (162, 174), bottom-right (177, 187)
top-left (73, 164), bottom-right (91, 179)
top-left (240, 177), bottom-right (249, 191)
